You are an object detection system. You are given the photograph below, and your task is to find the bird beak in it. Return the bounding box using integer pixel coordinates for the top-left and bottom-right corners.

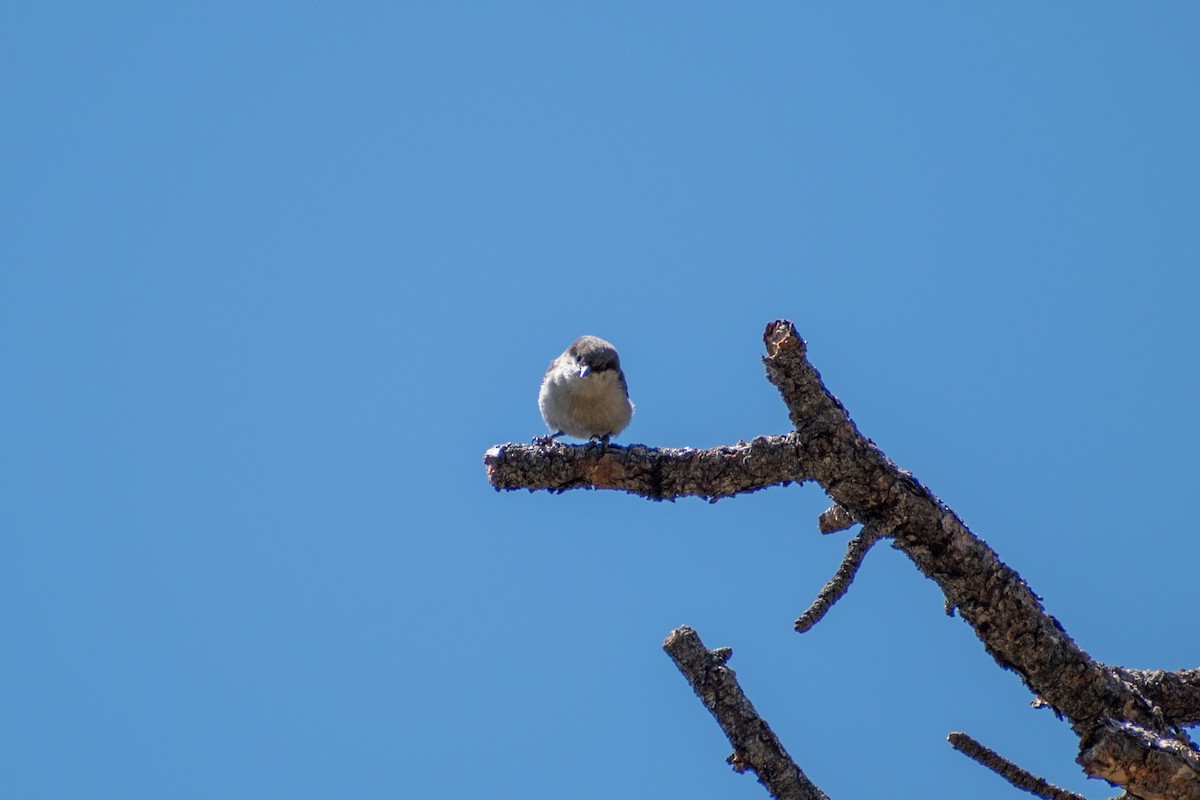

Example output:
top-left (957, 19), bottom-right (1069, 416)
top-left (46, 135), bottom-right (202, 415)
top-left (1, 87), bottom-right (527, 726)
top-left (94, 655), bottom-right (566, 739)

top-left (578, 365), bottom-right (590, 378)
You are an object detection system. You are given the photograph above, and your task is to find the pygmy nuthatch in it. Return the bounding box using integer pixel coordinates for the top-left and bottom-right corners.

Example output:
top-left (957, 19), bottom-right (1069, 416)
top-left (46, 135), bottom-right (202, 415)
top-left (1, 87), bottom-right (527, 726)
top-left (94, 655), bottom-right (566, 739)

top-left (538, 335), bottom-right (634, 445)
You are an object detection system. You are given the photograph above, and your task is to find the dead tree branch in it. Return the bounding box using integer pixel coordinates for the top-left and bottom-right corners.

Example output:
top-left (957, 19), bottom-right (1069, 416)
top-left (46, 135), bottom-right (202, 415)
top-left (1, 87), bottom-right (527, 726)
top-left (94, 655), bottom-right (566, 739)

top-left (794, 525), bottom-right (884, 633)
top-left (1118, 668), bottom-right (1200, 727)
top-left (484, 436), bottom-right (808, 501)
top-left (947, 731), bottom-right (1086, 800)
top-left (663, 626), bottom-right (829, 800)
top-left (1079, 719), bottom-right (1200, 799)
top-left (817, 503), bottom-right (856, 533)
top-left (484, 320), bottom-right (1200, 799)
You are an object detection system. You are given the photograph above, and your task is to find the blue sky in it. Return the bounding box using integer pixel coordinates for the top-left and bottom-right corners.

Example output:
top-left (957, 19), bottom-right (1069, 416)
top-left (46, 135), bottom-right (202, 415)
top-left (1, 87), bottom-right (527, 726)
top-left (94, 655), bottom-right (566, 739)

top-left (4, 3), bottom-right (1199, 799)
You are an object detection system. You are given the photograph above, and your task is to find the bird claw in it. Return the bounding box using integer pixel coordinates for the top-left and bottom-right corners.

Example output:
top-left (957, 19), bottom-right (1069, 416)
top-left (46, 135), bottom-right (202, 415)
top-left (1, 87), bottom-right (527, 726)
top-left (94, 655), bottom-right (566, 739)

top-left (590, 433), bottom-right (613, 452)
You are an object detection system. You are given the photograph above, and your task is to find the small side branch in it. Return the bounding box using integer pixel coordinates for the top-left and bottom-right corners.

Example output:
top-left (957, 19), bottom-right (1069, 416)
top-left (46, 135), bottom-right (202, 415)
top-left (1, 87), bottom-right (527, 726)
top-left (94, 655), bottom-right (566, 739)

top-left (795, 526), bottom-right (885, 633)
top-left (663, 627), bottom-right (830, 800)
top-left (817, 503), bottom-right (856, 534)
top-left (948, 732), bottom-right (1086, 800)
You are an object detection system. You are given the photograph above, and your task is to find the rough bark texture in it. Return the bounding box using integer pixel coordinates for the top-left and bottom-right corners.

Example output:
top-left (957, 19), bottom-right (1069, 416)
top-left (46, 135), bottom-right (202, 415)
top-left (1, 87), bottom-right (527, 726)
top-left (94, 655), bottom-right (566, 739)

top-left (947, 732), bottom-right (1086, 800)
top-left (793, 526), bottom-right (882, 633)
top-left (484, 320), bottom-right (1200, 799)
top-left (663, 627), bottom-right (829, 800)
top-left (1119, 668), bottom-right (1200, 728)
top-left (484, 436), bottom-right (807, 502)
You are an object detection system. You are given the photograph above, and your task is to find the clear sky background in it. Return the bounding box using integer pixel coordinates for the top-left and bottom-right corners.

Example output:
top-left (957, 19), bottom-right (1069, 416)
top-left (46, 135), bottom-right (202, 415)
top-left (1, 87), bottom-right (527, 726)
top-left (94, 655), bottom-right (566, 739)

top-left (4, 3), bottom-right (1199, 799)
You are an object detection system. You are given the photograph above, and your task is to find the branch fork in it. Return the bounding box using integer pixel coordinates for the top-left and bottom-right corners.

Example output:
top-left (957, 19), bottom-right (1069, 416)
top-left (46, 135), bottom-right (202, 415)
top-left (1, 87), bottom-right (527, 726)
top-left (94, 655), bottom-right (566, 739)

top-left (485, 320), bottom-right (1200, 799)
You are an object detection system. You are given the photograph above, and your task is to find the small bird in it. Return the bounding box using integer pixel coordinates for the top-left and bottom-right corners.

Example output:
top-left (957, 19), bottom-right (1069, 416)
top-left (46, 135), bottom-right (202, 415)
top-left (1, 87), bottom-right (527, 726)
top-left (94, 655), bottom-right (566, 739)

top-left (538, 335), bottom-right (634, 446)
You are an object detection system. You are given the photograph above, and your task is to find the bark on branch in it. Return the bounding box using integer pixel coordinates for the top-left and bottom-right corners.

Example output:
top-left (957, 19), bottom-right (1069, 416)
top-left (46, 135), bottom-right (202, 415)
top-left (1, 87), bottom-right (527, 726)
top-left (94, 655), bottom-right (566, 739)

top-left (663, 626), bottom-right (829, 800)
top-left (794, 525), bottom-right (883, 633)
top-left (483, 436), bottom-right (809, 502)
top-left (1119, 668), bottom-right (1200, 727)
top-left (484, 320), bottom-right (1200, 799)
top-left (947, 731), bottom-right (1086, 800)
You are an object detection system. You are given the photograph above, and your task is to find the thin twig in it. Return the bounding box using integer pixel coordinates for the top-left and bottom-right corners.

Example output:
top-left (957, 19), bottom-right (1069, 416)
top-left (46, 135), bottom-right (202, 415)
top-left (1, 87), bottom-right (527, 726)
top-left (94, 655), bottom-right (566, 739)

top-left (948, 732), bottom-right (1086, 800)
top-left (794, 526), bottom-right (884, 633)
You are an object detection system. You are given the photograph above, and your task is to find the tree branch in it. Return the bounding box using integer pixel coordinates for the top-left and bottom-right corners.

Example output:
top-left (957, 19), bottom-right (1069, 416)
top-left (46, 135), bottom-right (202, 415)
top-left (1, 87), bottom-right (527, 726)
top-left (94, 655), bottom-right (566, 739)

top-left (1078, 719), bottom-right (1200, 800)
top-left (947, 731), bottom-right (1086, 800)
top-left (756, 320), bottom-right (1200, 796)
top-left (484, 437), bottom-right (809, 502)
top-left (1119, 668), bottom-right (1200, 727)
top-left (663, 626), bottom-right (829, 800)
top-left (794, 525), bottom-right (884, 633)
top-left (485, 320), bottom-right (1200, 798)
top-left (817, 503), bottom-right (856, 534)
